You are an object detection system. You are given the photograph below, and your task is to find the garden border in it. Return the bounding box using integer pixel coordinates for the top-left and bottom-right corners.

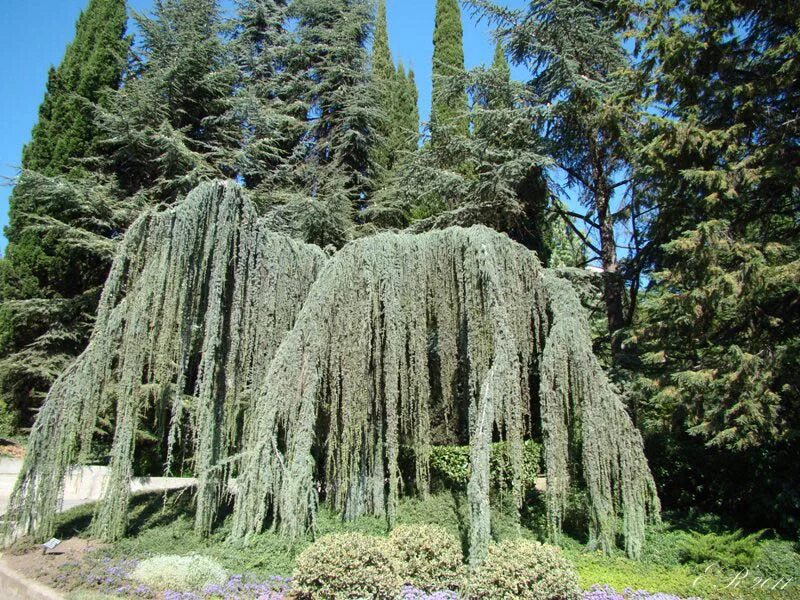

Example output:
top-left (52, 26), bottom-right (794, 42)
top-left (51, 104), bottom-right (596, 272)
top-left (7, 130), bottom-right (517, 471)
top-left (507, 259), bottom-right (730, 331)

top-left (0, 557), bottom-right (64, 600)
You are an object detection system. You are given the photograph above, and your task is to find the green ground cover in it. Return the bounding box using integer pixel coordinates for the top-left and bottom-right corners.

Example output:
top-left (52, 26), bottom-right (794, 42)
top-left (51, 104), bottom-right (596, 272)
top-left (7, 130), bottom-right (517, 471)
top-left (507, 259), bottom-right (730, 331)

top-left (27, 490), bottom-right (799, 600)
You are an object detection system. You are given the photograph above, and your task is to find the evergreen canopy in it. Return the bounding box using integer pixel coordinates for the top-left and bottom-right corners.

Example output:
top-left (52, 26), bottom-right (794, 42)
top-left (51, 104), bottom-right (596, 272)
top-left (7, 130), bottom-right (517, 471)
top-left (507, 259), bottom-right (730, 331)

top-left (0, 0), bottom-right (129, 429)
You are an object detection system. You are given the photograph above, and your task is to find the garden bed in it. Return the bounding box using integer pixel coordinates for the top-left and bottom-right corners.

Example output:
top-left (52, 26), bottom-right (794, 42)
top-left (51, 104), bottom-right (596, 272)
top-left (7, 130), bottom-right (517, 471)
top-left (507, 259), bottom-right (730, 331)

top-left (6, 491), bottom-right (799, 600)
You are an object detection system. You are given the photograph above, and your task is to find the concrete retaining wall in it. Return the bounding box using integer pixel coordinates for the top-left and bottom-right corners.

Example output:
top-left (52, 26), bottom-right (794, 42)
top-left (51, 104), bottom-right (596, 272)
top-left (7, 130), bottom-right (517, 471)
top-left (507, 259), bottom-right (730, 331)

top-left (0, 458), bottom-right (197, 517)
top-left (0, 559), bottom-right (63, 600)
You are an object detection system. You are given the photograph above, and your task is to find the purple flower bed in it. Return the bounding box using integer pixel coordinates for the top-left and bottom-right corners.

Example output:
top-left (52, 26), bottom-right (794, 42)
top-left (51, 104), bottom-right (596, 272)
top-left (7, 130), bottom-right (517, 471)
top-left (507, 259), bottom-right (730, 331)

top-left (80, 557), bottom-right (152, 596)
top-left (400, 585), bottom-right (459, 600)
top-left (583, 585), bottom-right (702, 600)
top-left (192, 573), bottom-right (291, 599)
top-left (395, 586), bottom-right (702, 600)
top-left (64, 554), bottom-right (292, 600)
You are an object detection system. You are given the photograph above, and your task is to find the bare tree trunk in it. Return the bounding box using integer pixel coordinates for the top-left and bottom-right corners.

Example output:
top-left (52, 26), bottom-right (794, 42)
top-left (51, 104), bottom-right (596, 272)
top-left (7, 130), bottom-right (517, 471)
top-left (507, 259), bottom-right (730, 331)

top-left (591, 141), bottom-right (625, 356)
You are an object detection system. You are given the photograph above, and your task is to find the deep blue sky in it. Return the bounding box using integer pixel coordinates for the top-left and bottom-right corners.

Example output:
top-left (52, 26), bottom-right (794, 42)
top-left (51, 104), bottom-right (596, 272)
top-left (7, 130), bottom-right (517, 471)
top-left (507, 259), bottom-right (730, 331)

top-left (0, 0), bottom-right (527, 256)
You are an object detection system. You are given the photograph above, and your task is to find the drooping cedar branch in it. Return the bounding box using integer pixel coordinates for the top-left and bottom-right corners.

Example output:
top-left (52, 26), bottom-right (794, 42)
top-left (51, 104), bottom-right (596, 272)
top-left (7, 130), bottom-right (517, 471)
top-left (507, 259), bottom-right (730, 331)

top-left (8, 181), bottom-right (658, 563)
top-left (5, 181), bottom-right (326, 541)
top-left (231, 225), bottom-right (659, 561)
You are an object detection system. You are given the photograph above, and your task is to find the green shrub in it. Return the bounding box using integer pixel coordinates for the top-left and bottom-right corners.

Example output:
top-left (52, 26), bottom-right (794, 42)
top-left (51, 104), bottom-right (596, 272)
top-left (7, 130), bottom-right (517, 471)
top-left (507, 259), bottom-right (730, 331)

top-left (429, 440), bottom-right (541, 490)
top-left (677, 529), bottom-right (763, 569)
top-left (465, 539), bottom-right (581, 600)
top-left (130, 554), bottom-right (227, 590)
top-left (389, 524), bottom-right (464, 591)
top-left (293, 532), bottom-right (403, 599)
top-left (757, 538), bottom-right (800, 581)
top-left (570, 550), bottom-right (706, 597)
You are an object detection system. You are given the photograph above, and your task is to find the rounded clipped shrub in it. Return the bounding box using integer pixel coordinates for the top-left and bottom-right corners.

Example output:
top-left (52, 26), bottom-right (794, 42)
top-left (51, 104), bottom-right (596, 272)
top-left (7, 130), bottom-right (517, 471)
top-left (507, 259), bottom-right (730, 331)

top-left (465, 539), bottom-right (581, 600)
top-left (130, 554), bottom-right (227, 591)
top-left (389, 524), bottom-right (464, 591)
top-left (294, 532), bottom-right (403, 599)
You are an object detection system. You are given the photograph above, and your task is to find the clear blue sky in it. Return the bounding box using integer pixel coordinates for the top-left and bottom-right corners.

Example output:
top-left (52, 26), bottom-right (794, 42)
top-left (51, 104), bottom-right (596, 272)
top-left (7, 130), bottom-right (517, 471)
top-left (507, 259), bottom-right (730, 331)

top-left (0, 0), bottom-right (526, 257)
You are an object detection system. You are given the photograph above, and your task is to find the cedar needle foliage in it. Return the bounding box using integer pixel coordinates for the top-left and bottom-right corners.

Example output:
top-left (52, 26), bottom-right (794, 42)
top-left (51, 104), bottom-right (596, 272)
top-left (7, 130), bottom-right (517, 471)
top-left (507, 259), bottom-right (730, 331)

top-left (7, 182), bottom-right (657, 563)
top-left (230, 222), bottom-right (659, 561)
top-left (5, 181), bottom-right (326, 541)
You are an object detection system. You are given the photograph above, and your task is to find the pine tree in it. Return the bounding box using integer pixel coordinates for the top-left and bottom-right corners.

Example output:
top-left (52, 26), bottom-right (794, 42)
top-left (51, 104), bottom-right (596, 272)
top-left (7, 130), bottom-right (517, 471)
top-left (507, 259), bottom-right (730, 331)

top-left (0, 0), bottom-right (129, 430)
top-left (280, 0), bottom-right (380, 245)
top-left (230, 0), bottom-right (306, 197)
top-left (95, 0), bottom-right (237, 205)
top-left (631, 0), bottom-right (799, 450)
top-left (626, 0), bottom-right (799, 534)
top-left (469, 0), bottom-right (643, 356)
top-left (431, 0), bottom-right (468, 145)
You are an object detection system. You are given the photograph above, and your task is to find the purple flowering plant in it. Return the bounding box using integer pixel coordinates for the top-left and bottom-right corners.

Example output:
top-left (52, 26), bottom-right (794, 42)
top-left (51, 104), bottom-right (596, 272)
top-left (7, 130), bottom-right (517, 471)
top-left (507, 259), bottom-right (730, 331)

top-left (582, 585), bottom-right (703, 600)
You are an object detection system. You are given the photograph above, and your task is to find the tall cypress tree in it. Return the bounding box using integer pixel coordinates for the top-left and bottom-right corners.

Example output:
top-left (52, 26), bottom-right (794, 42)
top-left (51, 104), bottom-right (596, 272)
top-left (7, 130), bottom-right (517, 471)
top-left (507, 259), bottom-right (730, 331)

top-left (395, 63), bottom-right (419, 157)
top-left (19, 0), bottom-right (129, 177)
top-left (371, 0), bottom-right (398, 183)
top-left (371, 1), bottom-right (419, 187)
top-left (0, 0), bottom-right (129, 430)
top-left (372, 0), bottom-right (394, 83)
top-left (431, 0), bottom-right (468, 144)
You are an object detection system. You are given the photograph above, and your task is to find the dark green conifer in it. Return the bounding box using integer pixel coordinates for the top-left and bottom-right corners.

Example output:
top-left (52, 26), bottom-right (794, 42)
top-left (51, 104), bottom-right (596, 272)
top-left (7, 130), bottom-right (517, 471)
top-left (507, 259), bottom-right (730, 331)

top-left (431, 0), bottom-right (468, 144)
top-left (19, 0), bottom-right (128, 176)
top-left (230, 0), bottom-right (305, 196)
top-left (283, 0), bottom-right (379, 245)
top-left (395, 63), bottom-right (420, 157)
top-left (371, 2), bottom-right (419, 187)
top-left (371, 0), bottom-right (399, 183)
top-left (95, 0), bottom-right (237, 204)
top-left (0, 0), bottom-right (129, 429)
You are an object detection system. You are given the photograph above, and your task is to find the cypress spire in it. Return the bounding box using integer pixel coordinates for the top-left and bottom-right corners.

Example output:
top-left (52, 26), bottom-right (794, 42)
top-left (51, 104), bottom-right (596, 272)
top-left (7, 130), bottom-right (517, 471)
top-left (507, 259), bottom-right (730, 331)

top-left (19, 0), bottom-right (128, 176)
top-left (490, 41), bottom-right (510, 88)
top-left (431, 0), bottom-right (468, 143)
top-left (372, 0), bottom-right (394, 82)
top-left (371, 0), bottom-right (398, 182)
top-left (395, 63), bottom-right (420, 157)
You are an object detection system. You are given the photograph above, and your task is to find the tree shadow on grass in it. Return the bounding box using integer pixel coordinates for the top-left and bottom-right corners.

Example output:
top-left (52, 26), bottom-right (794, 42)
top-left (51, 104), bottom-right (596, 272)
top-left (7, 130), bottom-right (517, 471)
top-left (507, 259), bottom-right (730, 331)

top-left (54, 487), bottom-right (197, 540)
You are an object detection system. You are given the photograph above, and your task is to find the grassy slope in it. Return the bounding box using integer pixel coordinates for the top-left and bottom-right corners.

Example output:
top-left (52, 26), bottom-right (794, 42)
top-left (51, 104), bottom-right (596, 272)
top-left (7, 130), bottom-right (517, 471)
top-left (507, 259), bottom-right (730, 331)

top-left (48, 490), bottom-right (800, 600)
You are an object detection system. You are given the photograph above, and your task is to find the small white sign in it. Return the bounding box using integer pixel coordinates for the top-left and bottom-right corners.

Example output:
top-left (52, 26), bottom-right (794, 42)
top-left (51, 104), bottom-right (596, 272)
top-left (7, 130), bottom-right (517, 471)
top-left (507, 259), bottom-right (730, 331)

top-left (42, 538), bottom-right (61, 551)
